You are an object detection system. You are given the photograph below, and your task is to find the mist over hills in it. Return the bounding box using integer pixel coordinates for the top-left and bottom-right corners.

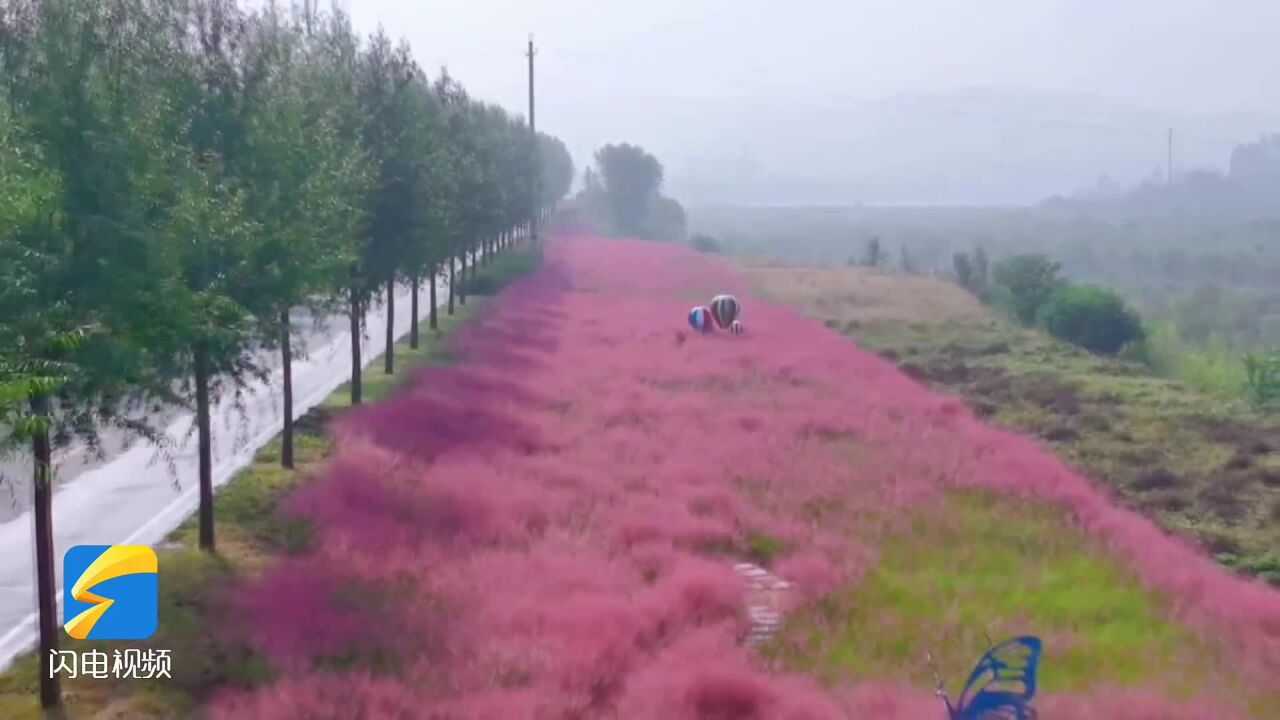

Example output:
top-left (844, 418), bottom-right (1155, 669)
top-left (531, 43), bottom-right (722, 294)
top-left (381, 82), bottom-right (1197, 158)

top-left (659, 87), bottom-right (1280, 207)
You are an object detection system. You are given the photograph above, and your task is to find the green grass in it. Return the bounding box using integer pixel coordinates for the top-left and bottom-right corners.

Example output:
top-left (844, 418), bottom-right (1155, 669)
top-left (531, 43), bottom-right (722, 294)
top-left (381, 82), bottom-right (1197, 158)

top-left (768, 490), bottom-right (1273, 709)
top-left (0, 246), bottom-right (543, 719)
top-left (324, 300), bottom-right (478, 410)
top-left (851, 317), bottom-right (1280, 585)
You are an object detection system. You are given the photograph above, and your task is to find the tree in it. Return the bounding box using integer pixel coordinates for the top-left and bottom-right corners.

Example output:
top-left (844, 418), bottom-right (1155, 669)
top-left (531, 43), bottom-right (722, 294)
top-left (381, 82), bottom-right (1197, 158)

top-left (993, 253), bottom-right (1064, 325)
top-left (645, 195), bottom-right (687, 242)
top-left (538, 133), bottom-right (574, 216)
top-left (862, 237), bottom-right (885, 267)
top-left (399, 74), bottom-right (447, 348)
top-left (276, 6), bottom-right (372, 463)
top-left (167, 0), bottom-right (282, 553)
top-left (0, 0), bottom-right (196, 704)
top-left (594, 143), bottom-right (664, 236)
top-left (232, 6), bottom-right (369, 468)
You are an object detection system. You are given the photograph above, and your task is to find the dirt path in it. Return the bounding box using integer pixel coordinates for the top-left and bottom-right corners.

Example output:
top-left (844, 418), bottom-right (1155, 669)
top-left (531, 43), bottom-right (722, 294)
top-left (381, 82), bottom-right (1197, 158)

top-left (207, 236), bottom-right (1280, 719)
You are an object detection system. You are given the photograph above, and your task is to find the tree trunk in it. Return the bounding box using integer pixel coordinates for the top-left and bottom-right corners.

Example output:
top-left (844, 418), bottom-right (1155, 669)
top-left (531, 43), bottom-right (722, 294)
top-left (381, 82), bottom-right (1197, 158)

top-left (195, 346), bottom-right (215, 553)
top-left (281, 309), bottom-right (294, 470)
top-left (384, 278), bottom-right (395, 375)
top-left (410, 276), bottom-right (420, 349)
top-left (459, 252), bottom-right (468, 307)
top-left (31, 394), bottom-right (60, 710)
top-left (447, 257), bottom-right (455, 316)
top-left (429, 263), bottom-right (439, 330)
top-left (350, 287), bottom-right (363, 406)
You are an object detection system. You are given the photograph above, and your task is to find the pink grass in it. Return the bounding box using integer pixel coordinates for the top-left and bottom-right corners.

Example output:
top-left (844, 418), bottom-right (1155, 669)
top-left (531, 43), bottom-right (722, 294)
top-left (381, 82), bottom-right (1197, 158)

top-left (208, 233), bottom-right (1280, 718)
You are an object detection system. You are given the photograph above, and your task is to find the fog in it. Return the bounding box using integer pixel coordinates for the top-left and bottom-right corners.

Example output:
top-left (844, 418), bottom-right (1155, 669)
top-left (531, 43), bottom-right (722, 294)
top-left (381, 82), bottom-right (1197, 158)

top-left (347, 0), bottom-right (1280, 205)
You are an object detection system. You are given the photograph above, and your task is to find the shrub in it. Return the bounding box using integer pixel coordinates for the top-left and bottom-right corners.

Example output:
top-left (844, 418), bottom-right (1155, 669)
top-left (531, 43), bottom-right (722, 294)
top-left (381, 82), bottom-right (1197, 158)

top-left (1243, 352), bottom-right (1280, 408)
top-left (1037, 284), bottom-right (1144, 355)
top-left (992, 254), bottom-right (1063, 325)
top-left (689, 233), bottom-right (722, 253)
top-left (1143, 321), bottom-right (1249, 398)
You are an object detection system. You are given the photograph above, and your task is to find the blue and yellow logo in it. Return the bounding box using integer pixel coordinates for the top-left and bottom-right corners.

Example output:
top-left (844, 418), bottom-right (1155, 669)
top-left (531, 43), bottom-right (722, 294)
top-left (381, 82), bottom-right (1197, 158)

top-left (63, 545), bottom-right (158, 640)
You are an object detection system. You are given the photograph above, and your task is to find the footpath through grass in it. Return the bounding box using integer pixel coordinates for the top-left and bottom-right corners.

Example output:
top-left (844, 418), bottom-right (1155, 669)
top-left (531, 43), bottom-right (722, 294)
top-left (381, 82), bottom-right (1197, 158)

top-left (0, 247), bottom-right (541, 720)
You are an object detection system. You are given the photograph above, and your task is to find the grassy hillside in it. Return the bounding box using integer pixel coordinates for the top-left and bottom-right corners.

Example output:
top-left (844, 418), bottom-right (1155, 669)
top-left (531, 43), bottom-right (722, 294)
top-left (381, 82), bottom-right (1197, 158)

top-left (745, 261), bottom-right (1280, 585)
top-left (742, 259), bottom-right (1280, 717)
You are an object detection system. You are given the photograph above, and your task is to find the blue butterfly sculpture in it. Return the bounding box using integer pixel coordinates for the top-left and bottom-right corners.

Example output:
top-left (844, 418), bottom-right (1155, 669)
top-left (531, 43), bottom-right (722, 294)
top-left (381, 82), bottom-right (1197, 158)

top-left (928, 635), bottom-right (1042, 720)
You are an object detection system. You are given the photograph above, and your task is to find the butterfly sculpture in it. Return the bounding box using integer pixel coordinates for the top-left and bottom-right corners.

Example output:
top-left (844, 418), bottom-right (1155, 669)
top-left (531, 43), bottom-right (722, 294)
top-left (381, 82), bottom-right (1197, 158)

top-left (928, 635), bottom-right (1042, 720)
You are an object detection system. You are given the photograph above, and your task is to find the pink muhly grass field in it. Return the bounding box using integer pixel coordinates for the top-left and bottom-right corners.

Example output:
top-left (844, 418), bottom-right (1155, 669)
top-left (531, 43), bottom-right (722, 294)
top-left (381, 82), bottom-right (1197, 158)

top-left (208, 234), bottom-right (1280, 719)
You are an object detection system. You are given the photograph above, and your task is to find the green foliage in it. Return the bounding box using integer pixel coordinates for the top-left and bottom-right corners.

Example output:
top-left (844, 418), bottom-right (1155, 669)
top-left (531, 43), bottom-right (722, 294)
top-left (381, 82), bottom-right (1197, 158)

top-left (644, 194), bottom-right (687, 242)
top-left (1242, 352), bottom-right (1280, 408)
top-left (577, 143), bottom-right (685, 240)
top-left (538, 134), bottom-right (574, 210)
top-left (1142, 322), bottom-right (1249, 399)
top-left (992, 253), bottom-right (1064, 325)
top-left (593, 143), bottom-right (663, 235)
top-left (744, 530), bottom-right (789, 565)
top-left (1037, 283), bottom-right (1144, 355)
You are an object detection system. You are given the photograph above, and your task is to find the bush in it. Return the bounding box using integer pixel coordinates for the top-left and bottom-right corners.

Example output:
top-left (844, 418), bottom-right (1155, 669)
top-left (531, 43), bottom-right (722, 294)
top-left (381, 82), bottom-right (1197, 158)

top-left (1143, 321), bottom-right (1249, 398)
top-left (689, 233), bottom-right (721, 253)
top-left (1037, 284), bottom-right (1144, 355)
top-left (993, 254), bottom-right (1063, 325)
top-left (1243, 352), bottom-right (1280, 408)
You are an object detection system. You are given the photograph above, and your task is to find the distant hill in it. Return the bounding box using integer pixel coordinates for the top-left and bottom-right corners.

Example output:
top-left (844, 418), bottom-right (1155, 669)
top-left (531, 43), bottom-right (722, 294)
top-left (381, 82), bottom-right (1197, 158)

top-left (661, 87), bottom-right (1280, 206)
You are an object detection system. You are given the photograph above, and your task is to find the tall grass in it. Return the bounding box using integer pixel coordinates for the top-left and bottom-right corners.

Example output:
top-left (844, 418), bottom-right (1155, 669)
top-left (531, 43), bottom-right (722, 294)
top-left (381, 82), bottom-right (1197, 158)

top-left (200, 237), bottom-right (1278, 718)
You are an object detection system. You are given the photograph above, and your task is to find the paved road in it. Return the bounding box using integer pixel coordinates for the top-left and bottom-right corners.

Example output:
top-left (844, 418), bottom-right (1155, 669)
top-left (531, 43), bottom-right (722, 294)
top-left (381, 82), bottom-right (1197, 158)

top-left (0, 275), bottom-right (450, 669)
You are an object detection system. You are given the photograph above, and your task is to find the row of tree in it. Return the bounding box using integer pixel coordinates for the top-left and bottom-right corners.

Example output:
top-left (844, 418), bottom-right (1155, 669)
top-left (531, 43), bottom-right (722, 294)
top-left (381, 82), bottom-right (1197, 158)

top-left (0, 0), bottom-right (572, 708)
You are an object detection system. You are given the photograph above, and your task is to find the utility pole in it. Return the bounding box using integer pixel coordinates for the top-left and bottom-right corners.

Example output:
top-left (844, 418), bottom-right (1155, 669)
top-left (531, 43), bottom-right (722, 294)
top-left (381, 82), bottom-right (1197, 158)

top-left (1167, 128), bottom-right (1173, 183)
top-left (527, 35), bottom-right (539, 241)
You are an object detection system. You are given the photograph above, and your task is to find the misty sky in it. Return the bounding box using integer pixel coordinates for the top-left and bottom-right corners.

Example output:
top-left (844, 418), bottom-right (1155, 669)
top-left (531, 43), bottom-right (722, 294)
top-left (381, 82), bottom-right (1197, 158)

top-left (346, 0), bottom-right (1280, 205)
